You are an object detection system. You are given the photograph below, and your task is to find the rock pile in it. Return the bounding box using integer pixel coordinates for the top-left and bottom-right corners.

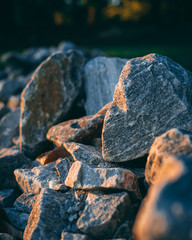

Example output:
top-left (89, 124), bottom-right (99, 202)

top-left (1, 42), bottom-right (192, 240)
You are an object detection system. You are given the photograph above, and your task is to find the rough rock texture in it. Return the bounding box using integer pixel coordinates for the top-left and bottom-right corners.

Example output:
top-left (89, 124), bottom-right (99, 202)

top-left (61, 232), bottom-right (89, 240)
top-left (14, 193), bottom-right (37, 213)
top-left (0, 108), bottom-right (20, 149)
top-left (14, 158), bottom-right (71, 194)
top-left (65, 161), bottom-right (141, 198)
top-left (0, 148), bottom-right (30, 189)
top-left (102, 54), bottom-right (192, 162)
top-left (0, 189), bottom-right (18, 208)
top-left (63, 142), bottom-right (103, 165)
top-left (84, 57), bottom-right (127, 115)
top-left (77, 192), bottom-right (130, 238)
top-left (133, 155), bottom-right (192, 240)
top-left (24, 189), bottom-right (86, 240)
top-left (20, 50), bottom-right (84, 158)
top-left (47, 102), bottom-right (112, 146)
top-left (5, 208), bottom-right (29, 231)
top-left (146, 128), bottom-right (192, 185)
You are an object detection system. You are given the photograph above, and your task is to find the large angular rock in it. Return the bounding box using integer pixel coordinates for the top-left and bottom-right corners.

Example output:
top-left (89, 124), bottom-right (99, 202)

top-left (14, 158), bottom-right (71, 194)
top-left (77, 192), bottom-right (130, 238)
top-left (0, 108), bottom-right (20, 149)
top-left (14, 193), bottom-right (37, 213)
top-left (63, 142), bottom-right (103, 165)
top-left (0, 148), bottom-right (30, 189)
top-left (20, 50), bottom-right (84, 158)
top-left (102, 54), bottom-right (192, 162)
top-left (84, 57), bottom-right (127, 115)
top-left (47, 102), bottom-right (112, 146)
top-left (133, 155), bottom-right (192, 240)
top-left (65, 161), bottom-right (141, 199)
top-left (145, 128), bottom-right (192, 185)
top-left (24, 189), bottom-right (86, 240)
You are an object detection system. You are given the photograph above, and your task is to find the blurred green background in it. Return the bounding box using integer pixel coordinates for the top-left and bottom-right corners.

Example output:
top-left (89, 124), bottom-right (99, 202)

top-left (0, 0), bottom-right (192, 70)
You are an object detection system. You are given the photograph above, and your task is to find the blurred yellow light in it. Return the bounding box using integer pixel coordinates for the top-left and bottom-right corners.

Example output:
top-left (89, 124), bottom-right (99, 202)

top-left (54, 12), bottom-right (64, 25)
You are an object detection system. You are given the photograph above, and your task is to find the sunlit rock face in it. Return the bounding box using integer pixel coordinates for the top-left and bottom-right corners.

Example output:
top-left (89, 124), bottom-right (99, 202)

top-left (84, 56), bottom-right (128, 115)
top-left (133, 155), bottom-right (192, 240)
top-left (102, 53), bottom-right (192, 163)
top-left (65, 161), bottom-right (141, 198)
top-left (47, 102), bottom-right (112, 146)
top-left (145, 128), bottom-right (192, 185)
top-left (20, 50), bottom-right (84, 158)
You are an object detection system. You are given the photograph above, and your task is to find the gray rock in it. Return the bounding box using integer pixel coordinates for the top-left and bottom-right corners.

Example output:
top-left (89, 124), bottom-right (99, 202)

top-left (0, 102), bottom-right (10, 120)
top-left (112, 220), bottom-right (132, 240)
top-left (55, 158), bottom-right (72, 183)
top-left (84, 56), bottom-right (128, 115)
top-left (1, 52), bottom-right (31, 70)
top-left (61, 232), bottom-right (89, 240)
top-left (14, 193), bottom-right (37, 213)
top-left (0, 207), bottom-right (23, 239)
top-left (0, 77), bottom-right (26, 102)
top-left (63, 142), bottom-right (103, 165)
top-left (0, 108), bottom-right (20, 149)
top-left (0, 233), bottom-right (14, 240)
top-left (102, 54), bottom-right (192, 162)
top-left (0, 147), bottom-right (30, 189)
top-left (47, 102), bottom-right (112, 146)
top-left (65, 161), bottom-right (141, 199)
top-left (2, 48), bottom-right (56, 72)
top-left (5, 208), bottom-right (29, 231)
top-left (20, 50), bottom-right (84, 158)
top-left (146, 128), bottom-right (192, 185)
top-left (77, 192), bottom-right (131, 238)
top-left (0, 189), bottom-right (18, 208)
top-left (133, 155), bottom-right (192, 240)
top-left (14, 158), bottom-right (71, 194)
top-left (58, 41), bottom-right (76, 52)
top-left (23, 47), bottom-right (56, 67)
top-left (24, 188), bottom-right (86, 240)
top-left (0, 71), bottom-right (7, 80)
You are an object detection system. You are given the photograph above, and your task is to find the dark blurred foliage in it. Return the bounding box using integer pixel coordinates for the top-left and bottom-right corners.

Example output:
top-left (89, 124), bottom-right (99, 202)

top-left (0, 0), bottom-right (192, 49)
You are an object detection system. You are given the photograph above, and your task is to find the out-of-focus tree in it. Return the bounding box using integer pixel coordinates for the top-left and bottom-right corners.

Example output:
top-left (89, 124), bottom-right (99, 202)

top-left (104, 0), bottom-right (151, 22)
